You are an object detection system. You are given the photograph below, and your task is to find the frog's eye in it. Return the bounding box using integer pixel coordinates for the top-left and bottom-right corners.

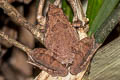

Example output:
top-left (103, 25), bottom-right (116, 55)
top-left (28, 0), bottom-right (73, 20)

top-left (57, 19), bottom-right (60, 22)
top-left (72, 20), bottom-right (83, 28)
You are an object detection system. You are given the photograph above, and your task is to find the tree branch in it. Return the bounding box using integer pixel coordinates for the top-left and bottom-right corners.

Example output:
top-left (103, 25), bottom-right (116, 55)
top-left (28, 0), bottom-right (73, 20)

top-left (0, 31), bottom-right (32, 55)
top-left (67, 0), bottom-right (88, 25)
top-left (37, 0), bottom-right (46, 26)
top-left (54, 0), bottom-right (61, 7)
top-left (0, 0), bottom-right (44, 44)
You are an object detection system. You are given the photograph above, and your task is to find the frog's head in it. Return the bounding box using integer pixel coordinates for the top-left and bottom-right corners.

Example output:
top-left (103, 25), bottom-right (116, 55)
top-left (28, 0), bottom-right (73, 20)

top-left (48, 4), bottom-right (63, 17)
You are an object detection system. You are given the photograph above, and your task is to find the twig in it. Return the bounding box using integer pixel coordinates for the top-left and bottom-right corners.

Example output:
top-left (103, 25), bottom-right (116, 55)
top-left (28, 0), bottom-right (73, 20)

top-left (67, 0), bottom-right (88, 40)
top-left (54, 0), bottom-right (61, 7)
top-left (0, 0), bottom-right (44, 44)
top-left (67, 0), bottom-right (87, 25)
top-left (0, 31), bottom-right (32, 55)
top-left (37, 0), bottom-right (46, 26)
top-left (43, 0), bottom-right (50, 16)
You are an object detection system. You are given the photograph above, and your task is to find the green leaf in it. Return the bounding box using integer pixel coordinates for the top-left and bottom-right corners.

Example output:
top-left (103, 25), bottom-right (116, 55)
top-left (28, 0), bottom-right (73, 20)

top-left (87, 0), bottom-right (119, 36)
top-left (62, 0), bottom-right (73, 22)
top-left (87, 0), bottom-right (103, 26)
top-left (95, 4), bottom-right (120, 43)
top-left (50, 0), bottom-right (55, 3)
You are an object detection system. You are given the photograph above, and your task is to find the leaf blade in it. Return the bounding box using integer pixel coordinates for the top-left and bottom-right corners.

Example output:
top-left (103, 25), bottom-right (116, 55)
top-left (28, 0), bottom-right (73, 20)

top-left (87, 0), bottom-right (119, 36)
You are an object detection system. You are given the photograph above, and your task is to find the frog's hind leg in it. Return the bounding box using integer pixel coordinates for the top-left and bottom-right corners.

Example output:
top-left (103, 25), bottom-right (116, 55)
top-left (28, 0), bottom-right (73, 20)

top-left (70, 37), bottom-right (95, 75)
top-left (28, 48), bottom-right (68, 77)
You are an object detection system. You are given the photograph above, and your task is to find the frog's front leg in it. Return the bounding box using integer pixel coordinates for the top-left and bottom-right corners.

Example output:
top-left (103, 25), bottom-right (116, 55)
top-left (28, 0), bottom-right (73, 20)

top-left (28, 48), bottom-right (68, 77)
top-left (70, 37), bottom-right (95, 75)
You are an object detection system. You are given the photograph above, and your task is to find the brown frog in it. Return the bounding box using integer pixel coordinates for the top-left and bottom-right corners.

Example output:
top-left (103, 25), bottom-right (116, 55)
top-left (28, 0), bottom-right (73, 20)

top-left (29, 4), bottom-right (95, 77)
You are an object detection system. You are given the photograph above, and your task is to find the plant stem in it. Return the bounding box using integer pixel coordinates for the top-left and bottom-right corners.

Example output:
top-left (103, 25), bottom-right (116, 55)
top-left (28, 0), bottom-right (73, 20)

top-left (0, 31), bottom-right (32, 55)
top-left (0, 0), bottom-right (44, 44)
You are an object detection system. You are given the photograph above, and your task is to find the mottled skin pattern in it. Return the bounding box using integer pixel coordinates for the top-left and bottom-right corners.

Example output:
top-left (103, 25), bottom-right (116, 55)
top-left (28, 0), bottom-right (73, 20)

top-left (29, 4), bottom-right (95, 77)
top-left (45, 5), bottom-right (79, 65)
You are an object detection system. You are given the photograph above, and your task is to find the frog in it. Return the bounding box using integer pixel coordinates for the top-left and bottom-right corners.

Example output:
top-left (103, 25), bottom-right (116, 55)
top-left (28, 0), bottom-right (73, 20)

top-left (29, 4), bottom-right (95, 77)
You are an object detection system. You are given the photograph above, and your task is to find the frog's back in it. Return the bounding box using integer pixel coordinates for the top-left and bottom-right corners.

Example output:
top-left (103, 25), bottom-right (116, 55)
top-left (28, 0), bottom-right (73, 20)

top-left (45, 5), bottom-right (79, 64)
